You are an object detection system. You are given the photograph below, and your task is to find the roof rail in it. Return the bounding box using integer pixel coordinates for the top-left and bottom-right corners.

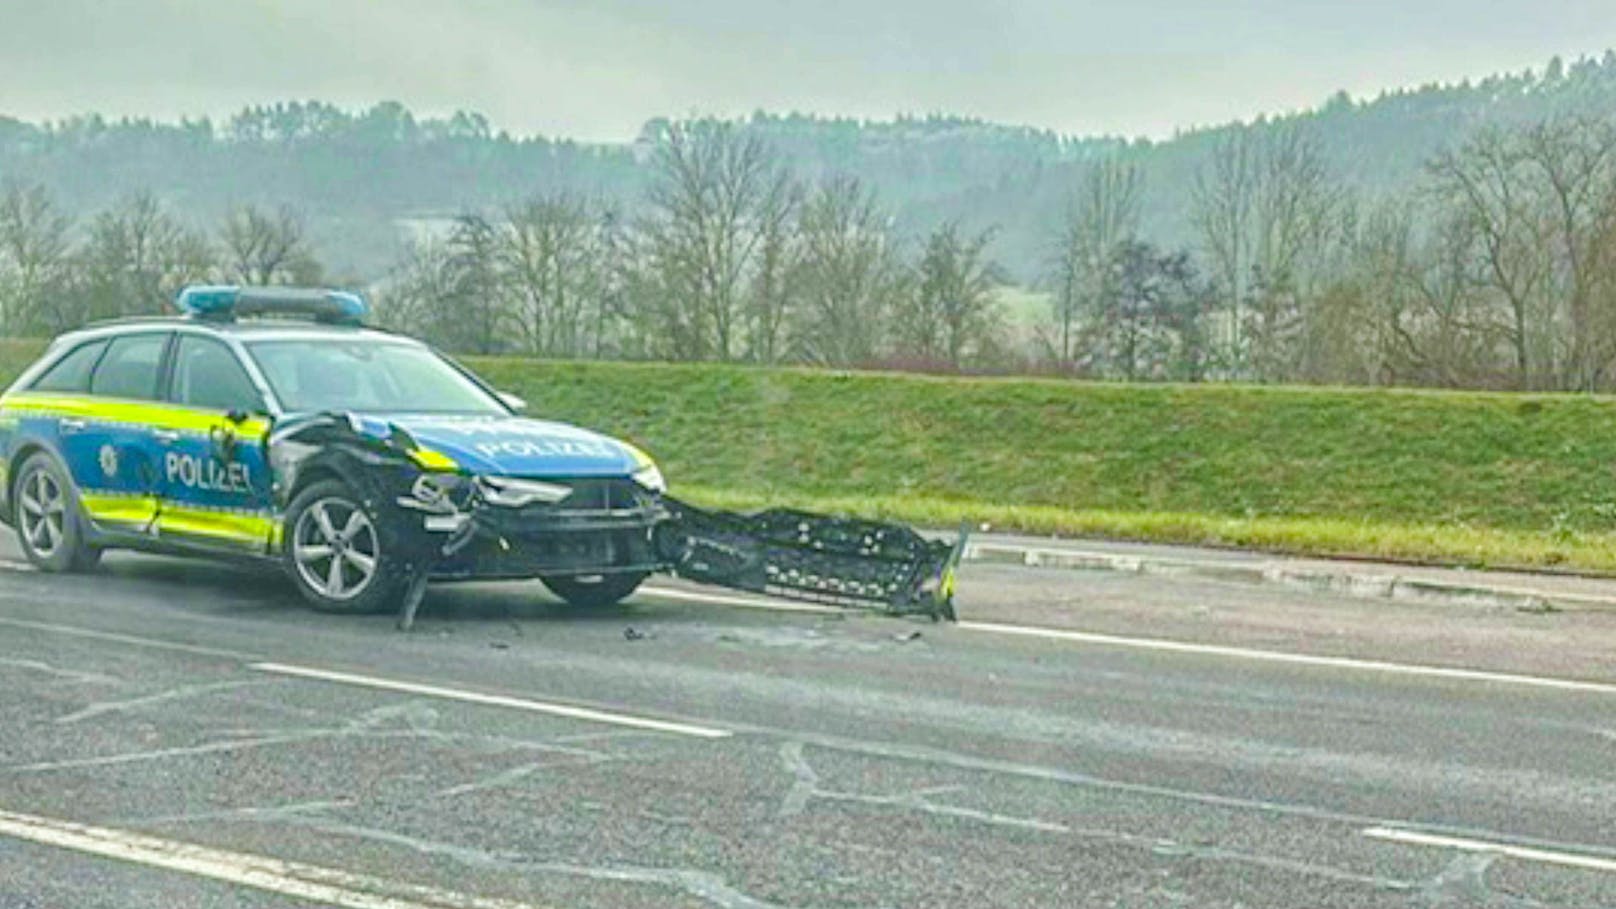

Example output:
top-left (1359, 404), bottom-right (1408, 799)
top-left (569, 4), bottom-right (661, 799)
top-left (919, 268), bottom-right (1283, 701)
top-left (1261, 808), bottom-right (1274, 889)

top-left (174, 285), bottom-right (368, 325)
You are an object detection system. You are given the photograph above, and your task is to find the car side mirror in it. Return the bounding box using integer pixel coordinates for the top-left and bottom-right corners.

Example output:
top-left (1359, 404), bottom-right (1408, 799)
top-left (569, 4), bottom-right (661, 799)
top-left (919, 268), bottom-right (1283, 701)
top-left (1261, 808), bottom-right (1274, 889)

top-left (209, 424), bottom-right (239, 463)
top-left (497, 391), bottom-right (527, 413)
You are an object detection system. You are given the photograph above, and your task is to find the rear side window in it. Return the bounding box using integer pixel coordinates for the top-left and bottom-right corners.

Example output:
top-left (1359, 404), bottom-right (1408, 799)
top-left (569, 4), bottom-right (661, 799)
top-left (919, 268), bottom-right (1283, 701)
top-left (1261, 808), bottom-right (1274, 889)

top-left (29, 340), bottom-right (109, 393)
top-left (89, 334), bottom-right (168, 400)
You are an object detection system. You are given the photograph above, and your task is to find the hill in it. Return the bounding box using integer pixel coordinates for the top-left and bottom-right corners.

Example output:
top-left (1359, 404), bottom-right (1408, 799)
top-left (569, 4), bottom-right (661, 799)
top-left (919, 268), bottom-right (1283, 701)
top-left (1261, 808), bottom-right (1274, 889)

top-left (4, 52), bottom-right (1616, 281)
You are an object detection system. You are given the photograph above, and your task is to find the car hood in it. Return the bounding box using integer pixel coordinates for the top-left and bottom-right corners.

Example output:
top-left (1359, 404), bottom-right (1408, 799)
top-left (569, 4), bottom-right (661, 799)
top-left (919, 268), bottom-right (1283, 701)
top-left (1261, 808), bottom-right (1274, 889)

top-left (345, 412), bottom-right (644, 478)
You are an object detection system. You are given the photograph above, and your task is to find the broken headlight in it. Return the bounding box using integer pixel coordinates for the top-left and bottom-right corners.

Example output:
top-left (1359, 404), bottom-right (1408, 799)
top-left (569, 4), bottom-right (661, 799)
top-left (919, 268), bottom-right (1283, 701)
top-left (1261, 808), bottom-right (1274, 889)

top-left (398, 472), bottom-right (468, 514)
top-left (632, 463), bottom-right (666, 494)
top-left (477, 475), bottom-right (574, 507)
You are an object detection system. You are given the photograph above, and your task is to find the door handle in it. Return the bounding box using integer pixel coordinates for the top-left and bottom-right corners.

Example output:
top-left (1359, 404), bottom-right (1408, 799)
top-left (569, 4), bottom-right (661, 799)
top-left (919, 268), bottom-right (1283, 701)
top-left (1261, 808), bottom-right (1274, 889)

top-left (152, 429), bottom-right (181, 444)
top-left (59, 418), bottom-right (87, 433)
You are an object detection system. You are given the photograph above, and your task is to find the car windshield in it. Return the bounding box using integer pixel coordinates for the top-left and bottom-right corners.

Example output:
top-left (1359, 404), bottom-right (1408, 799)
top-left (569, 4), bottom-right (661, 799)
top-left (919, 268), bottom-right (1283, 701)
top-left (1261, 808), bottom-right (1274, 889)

top-left (246, 339), bottom-right (505, 415)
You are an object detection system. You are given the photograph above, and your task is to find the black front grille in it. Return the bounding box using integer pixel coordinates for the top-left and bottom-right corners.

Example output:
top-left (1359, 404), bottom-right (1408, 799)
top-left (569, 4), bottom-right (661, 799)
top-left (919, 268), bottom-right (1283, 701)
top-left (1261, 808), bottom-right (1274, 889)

top-left (550, 477), bottom-right (646, 511)
top-left (477, 476), bottom-right (665, 536)
top-left (435, 526), bottom-right (660, 580)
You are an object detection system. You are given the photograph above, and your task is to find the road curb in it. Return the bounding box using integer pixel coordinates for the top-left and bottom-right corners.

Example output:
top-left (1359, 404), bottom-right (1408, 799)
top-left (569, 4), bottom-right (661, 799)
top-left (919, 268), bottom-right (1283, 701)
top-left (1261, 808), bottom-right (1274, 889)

top-left (961, 542), bottom-right (1606, 613)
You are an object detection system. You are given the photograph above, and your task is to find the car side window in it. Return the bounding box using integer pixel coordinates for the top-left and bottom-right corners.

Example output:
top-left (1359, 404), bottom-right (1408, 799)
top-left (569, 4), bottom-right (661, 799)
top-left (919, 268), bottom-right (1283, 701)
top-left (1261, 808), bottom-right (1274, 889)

top-left (88, 333), bottom-right (168, 400)
top-left (169, 336), bottom-right (264, 413)
top-left (28, 340), bottom-right (109, 393)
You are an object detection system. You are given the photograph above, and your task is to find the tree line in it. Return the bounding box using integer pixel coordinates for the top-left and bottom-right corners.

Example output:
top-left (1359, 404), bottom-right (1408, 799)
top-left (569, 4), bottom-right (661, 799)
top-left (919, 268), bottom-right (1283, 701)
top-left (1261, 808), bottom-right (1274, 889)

top-left (0, 187), bottom-right (322, 336)
top-left (1048, 113), bottom-right (1616, 390)
top-left (9, 52), bottom-right (1616, 284)
top-left (386, 109), bottom-right (1616, 390)
top-left (381, 119), bottom-right (1006, 368)
top-left (6, 109), bottom-right (1616, 390)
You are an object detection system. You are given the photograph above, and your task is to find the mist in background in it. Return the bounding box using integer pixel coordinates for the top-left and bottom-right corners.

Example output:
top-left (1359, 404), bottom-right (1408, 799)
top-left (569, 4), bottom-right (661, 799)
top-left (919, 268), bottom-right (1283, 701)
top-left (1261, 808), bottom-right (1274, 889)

top-left (2, 0), bottom-right (1613, 140)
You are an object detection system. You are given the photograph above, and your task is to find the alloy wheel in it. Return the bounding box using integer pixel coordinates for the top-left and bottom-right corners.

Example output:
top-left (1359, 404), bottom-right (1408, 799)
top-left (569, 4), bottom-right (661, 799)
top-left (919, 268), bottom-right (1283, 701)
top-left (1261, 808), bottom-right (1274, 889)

top-left (18, 468), bottom-right (66, 559)
top-left (291, 497), bottom-right (379, 601)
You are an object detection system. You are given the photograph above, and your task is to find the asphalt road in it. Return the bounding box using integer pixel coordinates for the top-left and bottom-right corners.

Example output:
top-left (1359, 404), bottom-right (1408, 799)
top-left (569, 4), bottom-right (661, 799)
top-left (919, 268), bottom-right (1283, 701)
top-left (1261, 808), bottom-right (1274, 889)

top-left (0, 532), bottom-right (1613, 908)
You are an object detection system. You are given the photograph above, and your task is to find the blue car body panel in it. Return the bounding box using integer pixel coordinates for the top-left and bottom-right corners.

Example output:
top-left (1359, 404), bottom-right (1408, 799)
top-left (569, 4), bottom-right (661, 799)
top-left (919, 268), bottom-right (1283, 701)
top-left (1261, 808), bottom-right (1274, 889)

top-left (344, 413), bottom-right (643, 478)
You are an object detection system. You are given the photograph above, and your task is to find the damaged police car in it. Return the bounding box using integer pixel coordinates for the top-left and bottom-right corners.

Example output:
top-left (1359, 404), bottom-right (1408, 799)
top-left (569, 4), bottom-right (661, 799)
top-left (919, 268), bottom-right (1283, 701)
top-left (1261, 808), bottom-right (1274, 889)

top-left (0, 286), bottom-right (961, 623)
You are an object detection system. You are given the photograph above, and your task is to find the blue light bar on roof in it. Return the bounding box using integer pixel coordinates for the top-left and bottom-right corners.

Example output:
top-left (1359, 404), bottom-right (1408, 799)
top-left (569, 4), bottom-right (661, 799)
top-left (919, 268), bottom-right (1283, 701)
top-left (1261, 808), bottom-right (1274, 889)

top-left (173, 285), bottom-right (369, 324)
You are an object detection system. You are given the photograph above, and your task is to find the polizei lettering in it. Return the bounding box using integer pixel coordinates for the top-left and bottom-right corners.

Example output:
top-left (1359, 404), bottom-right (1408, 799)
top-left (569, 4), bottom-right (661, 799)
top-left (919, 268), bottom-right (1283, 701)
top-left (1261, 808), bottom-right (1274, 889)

top-left (165, 452), bottom-right (251, 494)
top-left (473, 438), bottom-right (617, 460)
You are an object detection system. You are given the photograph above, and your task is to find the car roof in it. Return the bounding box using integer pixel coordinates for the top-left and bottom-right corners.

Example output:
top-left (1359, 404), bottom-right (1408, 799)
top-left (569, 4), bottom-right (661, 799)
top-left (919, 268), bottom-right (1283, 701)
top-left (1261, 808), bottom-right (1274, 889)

top-left (55, 316), bottom-right (419, 347)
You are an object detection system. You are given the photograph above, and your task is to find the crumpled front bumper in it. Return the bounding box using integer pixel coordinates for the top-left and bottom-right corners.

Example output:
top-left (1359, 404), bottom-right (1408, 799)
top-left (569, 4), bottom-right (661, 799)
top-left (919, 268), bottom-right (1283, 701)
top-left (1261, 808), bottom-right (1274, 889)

top-left (651, 497), bottom-right (964, 621)
top-left (396, 475), bottom-right (669, 581)
top-left (394, 478), bottom-right (963, 620)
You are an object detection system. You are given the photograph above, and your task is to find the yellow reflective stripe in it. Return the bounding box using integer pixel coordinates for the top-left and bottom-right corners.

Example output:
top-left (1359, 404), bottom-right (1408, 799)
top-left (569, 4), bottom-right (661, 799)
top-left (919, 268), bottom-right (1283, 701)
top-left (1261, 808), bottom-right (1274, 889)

top-left (80, 493), bottom-right (158, 525)
top-left (0, 393), bottom-right (270, 437)
top-left (408, 447), bottom-right (458, 471)
top-left (622, 442), bottom-right (655, 470)
top-left (157, 506), bottom-right (275, 545)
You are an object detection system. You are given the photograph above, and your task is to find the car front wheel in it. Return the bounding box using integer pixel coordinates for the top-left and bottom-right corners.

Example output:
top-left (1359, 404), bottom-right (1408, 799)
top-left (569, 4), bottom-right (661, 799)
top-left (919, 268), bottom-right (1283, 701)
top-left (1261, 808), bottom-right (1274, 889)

top-left (540, 571), bottom-right (647, 609)
top-left (283, 480), bottom-right (401, 614)
top-left (13, 453), bottom-right (100, 572)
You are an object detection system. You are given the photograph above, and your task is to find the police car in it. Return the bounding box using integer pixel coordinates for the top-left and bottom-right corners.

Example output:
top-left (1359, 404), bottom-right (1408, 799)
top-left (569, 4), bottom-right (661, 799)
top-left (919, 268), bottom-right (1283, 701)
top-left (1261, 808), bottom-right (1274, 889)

top-left (0, 286), bottom-right (961, 620)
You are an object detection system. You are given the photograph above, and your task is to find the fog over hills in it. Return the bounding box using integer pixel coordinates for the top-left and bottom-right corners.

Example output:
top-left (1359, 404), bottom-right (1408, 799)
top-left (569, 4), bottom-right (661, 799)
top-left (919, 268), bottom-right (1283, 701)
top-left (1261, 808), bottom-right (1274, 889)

top-left (3, 51), bottom-right (1616, 283)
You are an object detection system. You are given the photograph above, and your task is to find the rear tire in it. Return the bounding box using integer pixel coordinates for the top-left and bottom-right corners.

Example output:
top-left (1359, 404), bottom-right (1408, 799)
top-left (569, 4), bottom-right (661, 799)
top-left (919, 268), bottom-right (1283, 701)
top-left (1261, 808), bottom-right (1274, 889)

top-left (540, 572), bottom-right (647, 609)
top-left (13, 453), bottom-right (100, 572)
top-left (283, 480), bottom-right (402, 614)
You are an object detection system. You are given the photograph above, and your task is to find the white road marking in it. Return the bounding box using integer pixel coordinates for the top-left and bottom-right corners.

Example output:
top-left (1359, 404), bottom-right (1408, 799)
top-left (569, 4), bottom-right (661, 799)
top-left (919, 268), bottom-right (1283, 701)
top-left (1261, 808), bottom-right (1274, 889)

top-left (0, 806), bottom-right (548, 909)
top-left (1363, 826), bottom-right (1616, 874)
top-left (957, 620), bottom-right (1616, 695)
top-left (251, 662), bottom-right (732, 739)
top-left (0, 616), bottom-right (255, 660)
top-left (636, 584), bottom-right (1616, 696)
top-left (4, 571), bottom-right (1610, 703)
top-left (637, 584), bottom-right (852, 615)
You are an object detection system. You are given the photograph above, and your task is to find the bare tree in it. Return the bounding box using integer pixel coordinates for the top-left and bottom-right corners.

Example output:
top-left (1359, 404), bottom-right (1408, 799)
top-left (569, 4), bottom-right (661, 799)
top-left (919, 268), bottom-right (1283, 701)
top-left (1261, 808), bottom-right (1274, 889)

top-left (1518, 117), bottom-right (1616, 389)
top-left (0, 182), bottom-right (74, 334)
top-left (440, 214), bottom-right (509, 355)
top-left (789, 176), bottom-right (902, 366)
top-left (640, 119), bottom-right (795, 360)
top-left (76, 192), bottom-right (214, 324)
top-left (744, 179), bottom-right (802, 363)
top-left (1428, 128), bottom-right (1554, 389)
top-left (897, 223), bottom-right (1003, 368)
top-left (502, 194), bottom-right (607, 358)
top-left (1193, 125), bottom-right (1344, 379)
top-left (386, 215), bottom-right (511, 355)
top-left (1049, 157), bottom-right (1143, 368)
top-left (1082, 241), bottom-right (1214, 381)
top-left (220, 204), bottom-right (322, 286)
top-left (1192, 130), bottom-right (1258, 369)
top-left (378, 236), bottom-right (455, 337)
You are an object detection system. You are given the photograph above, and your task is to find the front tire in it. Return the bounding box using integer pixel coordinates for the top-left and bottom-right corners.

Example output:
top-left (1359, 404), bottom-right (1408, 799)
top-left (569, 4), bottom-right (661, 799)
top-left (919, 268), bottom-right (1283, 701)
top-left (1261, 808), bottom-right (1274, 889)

top-left (540, 572), bottom-right (647, 609)
top-left (283, 480), bottom-right (401, 614)
top-left (13, 453), bottom-right (100, 572)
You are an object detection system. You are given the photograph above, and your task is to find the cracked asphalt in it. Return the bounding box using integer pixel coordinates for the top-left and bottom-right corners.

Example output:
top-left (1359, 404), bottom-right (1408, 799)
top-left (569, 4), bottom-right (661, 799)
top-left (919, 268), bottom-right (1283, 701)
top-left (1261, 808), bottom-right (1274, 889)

top-left (0, 533), bottom-right (1613, 908)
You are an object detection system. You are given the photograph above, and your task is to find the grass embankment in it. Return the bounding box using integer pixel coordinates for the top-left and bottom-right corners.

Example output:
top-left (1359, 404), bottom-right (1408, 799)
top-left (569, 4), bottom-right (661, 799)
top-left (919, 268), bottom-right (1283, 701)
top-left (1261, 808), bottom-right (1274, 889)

top-left (5, 338), bottom-right (1615, 571)
top-left (471, 357), bottom-right (1616, 573)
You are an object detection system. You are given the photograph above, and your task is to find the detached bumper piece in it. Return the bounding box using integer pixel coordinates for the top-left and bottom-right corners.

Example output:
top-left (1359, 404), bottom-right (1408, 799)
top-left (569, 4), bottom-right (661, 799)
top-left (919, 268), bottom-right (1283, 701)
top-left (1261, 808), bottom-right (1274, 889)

top-left (655, 498), bottom-right (965, 620)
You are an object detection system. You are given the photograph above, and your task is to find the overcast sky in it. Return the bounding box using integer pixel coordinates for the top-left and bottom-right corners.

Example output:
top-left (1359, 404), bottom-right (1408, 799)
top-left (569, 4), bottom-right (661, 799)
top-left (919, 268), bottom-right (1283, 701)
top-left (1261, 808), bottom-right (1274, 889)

top-left (2, 0), bottom-right (1613, 142)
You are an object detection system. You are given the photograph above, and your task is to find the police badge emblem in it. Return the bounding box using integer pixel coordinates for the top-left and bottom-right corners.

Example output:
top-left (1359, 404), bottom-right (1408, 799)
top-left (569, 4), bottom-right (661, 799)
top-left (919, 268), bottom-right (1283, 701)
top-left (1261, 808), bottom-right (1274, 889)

top-left (98, 444), bottom-right (118, 479)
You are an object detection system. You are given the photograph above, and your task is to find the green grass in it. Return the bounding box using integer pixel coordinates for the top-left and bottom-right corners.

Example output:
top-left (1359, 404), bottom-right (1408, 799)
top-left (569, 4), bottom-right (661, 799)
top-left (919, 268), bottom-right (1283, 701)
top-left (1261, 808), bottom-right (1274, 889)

top-left (7, 337), bottom-right (1616, 571)
top-left (469, 357), bottom-right (1616, 572)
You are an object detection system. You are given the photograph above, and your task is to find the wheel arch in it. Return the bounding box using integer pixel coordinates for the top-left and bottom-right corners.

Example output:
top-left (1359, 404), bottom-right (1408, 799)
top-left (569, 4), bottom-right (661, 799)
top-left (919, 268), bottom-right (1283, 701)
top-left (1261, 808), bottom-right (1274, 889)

top-left (280, 449), bottom-right (382, 507)
top-left (5, 441), bottom-right (64, 527)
